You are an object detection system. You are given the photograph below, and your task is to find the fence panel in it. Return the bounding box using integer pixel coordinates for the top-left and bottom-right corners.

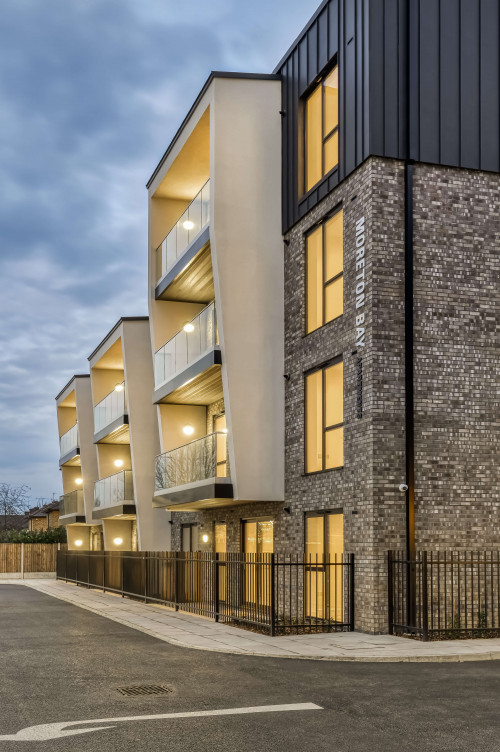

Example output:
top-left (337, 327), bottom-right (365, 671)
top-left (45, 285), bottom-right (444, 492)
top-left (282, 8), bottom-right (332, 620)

top-left (388, 550), bottom-right (500, 640)
top-left (0, 544), bottom-right (21, 573)
top-left (0, 543), bottom-right (65, 574)
top-left (57, 550), bottom-right (354, 635)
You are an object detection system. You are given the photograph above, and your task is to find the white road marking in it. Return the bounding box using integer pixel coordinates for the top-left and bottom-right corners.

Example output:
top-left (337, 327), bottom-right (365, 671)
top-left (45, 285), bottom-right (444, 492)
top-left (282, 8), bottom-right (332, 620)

top-left (0, 703), bottom-right (322, 741)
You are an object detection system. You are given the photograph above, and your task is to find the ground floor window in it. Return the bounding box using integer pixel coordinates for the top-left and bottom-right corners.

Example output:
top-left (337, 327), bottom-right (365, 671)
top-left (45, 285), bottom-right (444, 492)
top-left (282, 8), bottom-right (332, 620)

top-left (242, 518), bottom-right (273, 606)
top-left (181, 523), bottom-right (199, 552)
top-left (305, 511), bottom-right (344, 620)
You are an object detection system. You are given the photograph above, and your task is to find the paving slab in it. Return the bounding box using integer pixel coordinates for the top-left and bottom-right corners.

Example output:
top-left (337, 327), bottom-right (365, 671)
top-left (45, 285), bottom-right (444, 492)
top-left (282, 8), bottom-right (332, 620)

top-left (3, 578), bottom-right (500, 663)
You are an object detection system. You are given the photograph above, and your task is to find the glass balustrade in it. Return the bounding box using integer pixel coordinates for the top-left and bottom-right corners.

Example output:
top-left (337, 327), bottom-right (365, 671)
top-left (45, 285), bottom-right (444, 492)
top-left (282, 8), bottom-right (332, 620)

top-left (94, 470), bottom-right (134, 509)
top-left (154, 302), bottom-right (217, 388)
top-left (156, 180), bottom-right (210, 282)
top-left (60, 489), bottom-right (84, 517)
top-left (60, 423), bottom-right (79, 458)
top-left (94, 382), bottom-right (126, 434)
top-left (155, 432), bottom-right (229, 491)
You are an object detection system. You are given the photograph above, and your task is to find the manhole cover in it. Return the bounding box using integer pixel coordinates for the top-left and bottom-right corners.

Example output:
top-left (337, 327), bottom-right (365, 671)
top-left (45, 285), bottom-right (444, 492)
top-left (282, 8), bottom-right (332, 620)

top-left (116, 685), bottom-right (172, 697)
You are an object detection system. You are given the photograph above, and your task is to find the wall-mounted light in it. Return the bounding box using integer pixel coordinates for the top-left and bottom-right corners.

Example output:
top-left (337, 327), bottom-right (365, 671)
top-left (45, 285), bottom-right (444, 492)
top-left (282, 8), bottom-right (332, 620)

top-left (114, 383), bottom-right (124, 392)
top-left (183, 322), bottom-right (195, 333)
top-left (74, 539), bottom-right (83, 547)
top-left (182, 425), bottom-right (195, 436)
top-left (113, 537), bottom-right (123, 546)
top-left (182, 220), bottom-right (194, 231)
top-left (75, 478), bottom-right (83, 486)
top-left (114, 459), bottom-right (124, 468)
top-left (202, 534), bottom-right (209, 544)
top-left (221, 428), bottom-right (228, 434)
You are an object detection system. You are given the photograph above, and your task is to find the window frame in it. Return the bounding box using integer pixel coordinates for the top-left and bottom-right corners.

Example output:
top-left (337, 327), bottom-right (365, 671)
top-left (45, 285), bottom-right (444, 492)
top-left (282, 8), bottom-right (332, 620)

top-left (302, 63), bottom-right (339, 195)
top-left (304, 356), bottom-right (344, 475)
top-left (304, 510), bottom-right (344, 560)
top-left (305, 206), bottom-right (343, 334)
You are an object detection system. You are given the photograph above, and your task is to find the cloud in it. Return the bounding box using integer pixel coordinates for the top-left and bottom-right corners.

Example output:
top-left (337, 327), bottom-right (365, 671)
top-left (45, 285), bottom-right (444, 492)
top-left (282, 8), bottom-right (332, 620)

top-left (0, 0), bottom-right (319, 501)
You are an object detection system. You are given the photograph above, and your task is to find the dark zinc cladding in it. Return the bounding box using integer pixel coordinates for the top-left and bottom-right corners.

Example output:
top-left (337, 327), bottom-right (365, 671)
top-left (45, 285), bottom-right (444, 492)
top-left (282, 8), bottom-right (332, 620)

top-left (275, 0), bottom-right (500, 233)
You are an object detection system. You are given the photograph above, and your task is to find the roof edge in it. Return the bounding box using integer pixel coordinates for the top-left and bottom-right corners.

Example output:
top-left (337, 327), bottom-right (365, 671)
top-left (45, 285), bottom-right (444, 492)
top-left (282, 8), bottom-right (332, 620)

top-left (146, 71), bottom-right (281, 189)
top-left (55, 374), bottom-right (90, 402)
top-left (87, 317), bottom-right (149, 362)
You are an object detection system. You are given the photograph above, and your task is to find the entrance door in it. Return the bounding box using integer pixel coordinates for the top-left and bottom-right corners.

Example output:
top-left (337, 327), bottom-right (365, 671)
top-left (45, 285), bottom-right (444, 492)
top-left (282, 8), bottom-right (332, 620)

top-left (180, 524), bottom-right (199, 604)
top-left (243, 519), bottom-right (273, 605)
top-left (213, 414), bottom-right (227, 477)
top-left (305, 512), bottom-right (344, 620)
top-left (214, 522), bottom-right (227, 602)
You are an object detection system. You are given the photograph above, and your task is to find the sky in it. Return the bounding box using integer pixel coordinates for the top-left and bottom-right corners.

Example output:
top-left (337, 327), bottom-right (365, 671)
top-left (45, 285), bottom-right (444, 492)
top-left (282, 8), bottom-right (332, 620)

top-left (0, 0), bottom-right (320, 505)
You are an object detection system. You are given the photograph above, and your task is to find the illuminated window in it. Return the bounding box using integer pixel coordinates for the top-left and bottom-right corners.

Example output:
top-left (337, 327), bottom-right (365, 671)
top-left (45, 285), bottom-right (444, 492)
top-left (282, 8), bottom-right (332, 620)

top-left (305, 512), bottom-right (344, 619)
top-left (306, 209), bottom-right (343, 333)
top-left (305, 360), bottom-right (344, 473)
top-left (304, 66), bottom-right (339, 193)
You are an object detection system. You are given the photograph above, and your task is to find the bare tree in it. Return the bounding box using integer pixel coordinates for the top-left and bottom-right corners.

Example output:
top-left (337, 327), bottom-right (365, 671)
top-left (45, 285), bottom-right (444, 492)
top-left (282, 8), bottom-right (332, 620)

top-left (0, 483), bottom-right (31, 529)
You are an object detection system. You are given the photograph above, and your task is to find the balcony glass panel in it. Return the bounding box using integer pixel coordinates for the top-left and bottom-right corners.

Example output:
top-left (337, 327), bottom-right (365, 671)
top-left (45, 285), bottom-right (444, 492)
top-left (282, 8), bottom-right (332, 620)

top-left (60, 489), bottom-right (84, 517)
top-left (60, 423), bottom-right (79, 458)
top-left (155, 432), bottom-right (229, 491)
top-left (94, 382), bottom-right (126, 434)
top-left (94, 470), bottom-right (134, 509)
top-left (156, 180), bottom-right (210, 282)
top-left (154, 302), bottom-right (217, 388)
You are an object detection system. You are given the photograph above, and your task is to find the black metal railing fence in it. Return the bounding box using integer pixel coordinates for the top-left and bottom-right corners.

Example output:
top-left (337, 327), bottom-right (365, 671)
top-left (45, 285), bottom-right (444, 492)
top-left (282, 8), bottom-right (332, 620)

top-left (57, 550), bottom-right (354, 635)
top-left (388, 550), bottom-right (500, 640)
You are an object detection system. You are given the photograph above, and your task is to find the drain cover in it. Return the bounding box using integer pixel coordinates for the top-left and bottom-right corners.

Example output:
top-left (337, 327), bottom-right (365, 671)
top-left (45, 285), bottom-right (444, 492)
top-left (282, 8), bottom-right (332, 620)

top-left (117, 685), bottom-right (172, 697)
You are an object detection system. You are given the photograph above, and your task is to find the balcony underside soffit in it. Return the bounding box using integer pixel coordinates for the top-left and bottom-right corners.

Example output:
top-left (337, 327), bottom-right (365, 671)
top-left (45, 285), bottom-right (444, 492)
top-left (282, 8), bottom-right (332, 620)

top-left (158, 244), bottom-right (214, 303)
top-left (158, 364), bottom-right (223, 405)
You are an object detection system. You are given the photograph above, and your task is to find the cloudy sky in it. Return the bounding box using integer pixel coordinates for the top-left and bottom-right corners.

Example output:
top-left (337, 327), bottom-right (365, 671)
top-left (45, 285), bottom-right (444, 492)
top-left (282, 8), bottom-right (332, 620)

top-left (0, 0), bottom-right (319, 504)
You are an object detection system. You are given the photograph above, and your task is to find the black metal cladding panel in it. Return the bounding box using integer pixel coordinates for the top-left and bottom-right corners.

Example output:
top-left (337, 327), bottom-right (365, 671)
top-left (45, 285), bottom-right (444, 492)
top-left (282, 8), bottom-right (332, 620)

top-left (411, 0), bottom-right (500, 171)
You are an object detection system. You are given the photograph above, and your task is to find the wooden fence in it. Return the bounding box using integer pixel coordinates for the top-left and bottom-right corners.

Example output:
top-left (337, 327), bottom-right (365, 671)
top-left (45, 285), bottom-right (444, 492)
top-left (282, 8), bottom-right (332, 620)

top-left (0, 544), bottom-right (66, 576)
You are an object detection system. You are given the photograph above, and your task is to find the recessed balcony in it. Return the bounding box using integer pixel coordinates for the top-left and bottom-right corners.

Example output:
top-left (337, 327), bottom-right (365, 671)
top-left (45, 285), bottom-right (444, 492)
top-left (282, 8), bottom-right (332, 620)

top-left (59, 424), bottom-right (80, 467)
top-left (93, 470), bottom-right (135, 519)
top-left (155, 181), bottom-right (213, 303)
top-left (60, 489), bottom-right (85, 524)
top-left (93, 382), bottom-right (129, 443)
top-left (154, 431), bottom-right (233, 509)
top-left (153, 301), bottom-right (222, 404)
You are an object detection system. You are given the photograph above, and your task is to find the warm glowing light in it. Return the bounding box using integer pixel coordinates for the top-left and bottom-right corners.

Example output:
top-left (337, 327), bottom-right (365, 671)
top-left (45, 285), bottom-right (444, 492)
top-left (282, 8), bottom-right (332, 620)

top-left (113, 537), bottom-right (123, 546)
top-left (114, 383), bottom-right (124, 392)
top-left (221, 428), bottom-right (228, 434)
top-left (75, 478), bottom-right (83, 485)
top-left (202, 534), bottom-right (209, 544)
top-left (182, 220), bottom-right (194, 231)
top-left (182, 425), bottom-right (195, 436)
top-left (183, 322), bottom-right (195, 333)
top-left (114, 459), bottom-right (124, 468)
top-left (74, 540), bottom-right (83, 547)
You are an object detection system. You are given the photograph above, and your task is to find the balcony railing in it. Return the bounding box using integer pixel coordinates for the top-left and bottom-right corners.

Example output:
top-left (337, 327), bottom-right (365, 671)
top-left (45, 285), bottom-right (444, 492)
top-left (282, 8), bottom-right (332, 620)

top-left (155, 431), bottom-right (229, 491)
top-left (60, 489), bottom-right (84, 517)
top-left (60, 423), bottom-right (79, 458)
top-left (94, 470), bottom-right (134, 510)
top-left (154, 302), bottom-right (217, 388)
top-left (156, 180), bottom-right (210, 282)
top-left (94, 382), bottom-right (126, 434)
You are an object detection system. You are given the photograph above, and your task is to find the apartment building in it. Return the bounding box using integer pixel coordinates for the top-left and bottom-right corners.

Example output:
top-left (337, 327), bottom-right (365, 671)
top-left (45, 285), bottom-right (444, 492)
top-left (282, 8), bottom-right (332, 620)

top-left (88, 317), bottom-right (171, 551)
top-left (56, 375), bottom-right (102, 550)
top-left (55, 0), bottom-right (499, 632)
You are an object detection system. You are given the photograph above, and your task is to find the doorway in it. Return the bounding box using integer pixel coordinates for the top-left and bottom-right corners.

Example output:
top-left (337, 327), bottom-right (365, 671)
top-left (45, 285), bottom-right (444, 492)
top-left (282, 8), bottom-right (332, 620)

top-left (305, 512), bottom-right (344, 620)
top-left (214, 522), bottom-right (227, 602)
top-left (242, 519), bottom-right (273, 606)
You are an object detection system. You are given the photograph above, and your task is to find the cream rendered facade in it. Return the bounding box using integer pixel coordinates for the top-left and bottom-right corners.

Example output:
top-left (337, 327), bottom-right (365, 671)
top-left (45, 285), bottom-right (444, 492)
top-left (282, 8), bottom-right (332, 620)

top-left (88, 317), bottom-right (171, 551)
top-left (148, 73), bottom-right (284, 514)
top-left (56, 375), bottom-right (102, 551)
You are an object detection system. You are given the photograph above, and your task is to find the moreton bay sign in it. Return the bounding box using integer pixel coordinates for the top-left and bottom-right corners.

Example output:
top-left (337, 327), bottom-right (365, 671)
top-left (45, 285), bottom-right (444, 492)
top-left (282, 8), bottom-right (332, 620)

top-left (354, 215), bottom-right (366, 419)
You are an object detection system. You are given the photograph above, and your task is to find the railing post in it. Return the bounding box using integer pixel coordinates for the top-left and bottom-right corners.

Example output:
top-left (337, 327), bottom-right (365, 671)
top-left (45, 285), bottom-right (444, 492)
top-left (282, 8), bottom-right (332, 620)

top-left (349, 553), bottom-right (355, 631)
top-left (174, 553), bottom-right (179, 611)
top-left (121, 552), bottom-right (124, 598)
top-left (421, 551), bottom-right (429, 641)
top-left (387, 550), bottom-right (394, 634)
top-left (76, 550), bottom-right (79, 586)
top-left (144, 552), bottom-right (148, 603)
top-left (214, 552), bottom-right (219, 623)
top-left (270, 554), bottom-right (276, 636)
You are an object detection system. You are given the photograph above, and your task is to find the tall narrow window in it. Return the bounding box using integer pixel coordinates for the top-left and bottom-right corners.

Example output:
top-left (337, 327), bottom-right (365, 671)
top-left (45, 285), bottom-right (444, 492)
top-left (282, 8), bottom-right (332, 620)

top-left (304, 66), bottom-right (339, 192)
top-left (306, 209), bottom-right (343, 333)
top-left (305, 360), bottom-right (344, 473)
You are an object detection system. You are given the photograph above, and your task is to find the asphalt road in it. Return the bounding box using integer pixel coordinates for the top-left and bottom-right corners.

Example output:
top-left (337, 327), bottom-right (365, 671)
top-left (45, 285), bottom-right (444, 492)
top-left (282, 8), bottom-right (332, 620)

top-left (0, 585), bottom-right (499, 751)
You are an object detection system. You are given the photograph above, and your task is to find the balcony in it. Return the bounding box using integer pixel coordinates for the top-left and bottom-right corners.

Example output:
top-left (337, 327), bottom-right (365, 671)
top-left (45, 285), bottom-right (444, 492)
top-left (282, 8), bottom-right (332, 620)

top-left (60, 489), bottom-right (85, 524)
top-left (154, 432), bottom-right (233, 509)
top-left (59, 424), bottom-right (80, 467)
top-left (93, 470), bottom-right (135, 519)
top-left (153, 302), bottom-right (222, 404)
top-left (93, 382), bottom-right (129, 443)
top-left (155, 181), bottom-right (213, 303)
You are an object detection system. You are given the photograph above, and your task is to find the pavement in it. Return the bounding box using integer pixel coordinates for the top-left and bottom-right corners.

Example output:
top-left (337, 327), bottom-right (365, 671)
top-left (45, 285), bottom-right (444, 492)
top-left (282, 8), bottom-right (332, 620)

top-left (1, 584), bottom-right (500, 752)
top-left (3, 578), bottom-right (500, 662)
